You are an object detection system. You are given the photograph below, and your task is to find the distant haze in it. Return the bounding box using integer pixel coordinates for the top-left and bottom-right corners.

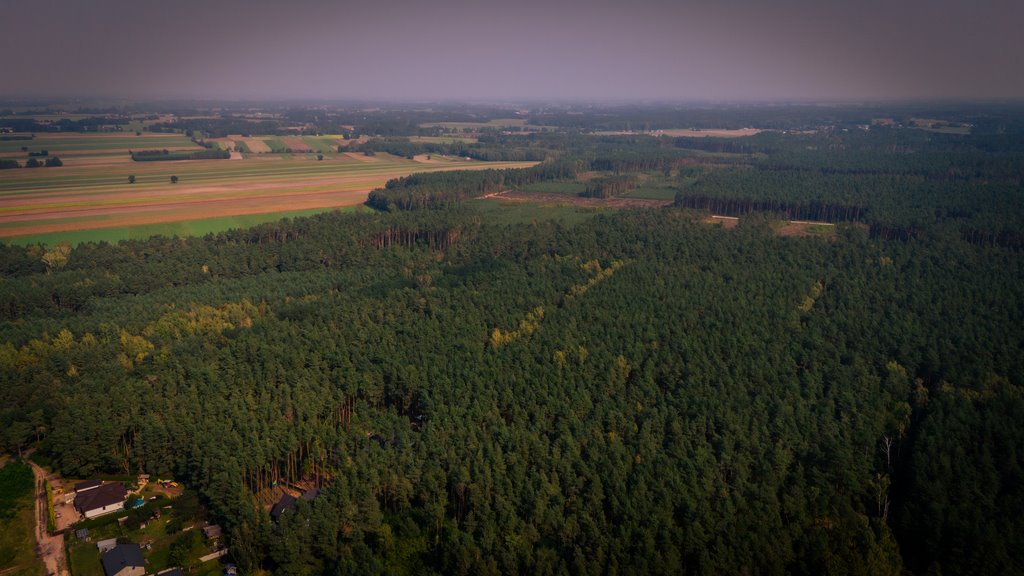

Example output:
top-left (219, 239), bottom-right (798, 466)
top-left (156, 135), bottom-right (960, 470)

top-left (4, 0), bottom-right (1023, 101)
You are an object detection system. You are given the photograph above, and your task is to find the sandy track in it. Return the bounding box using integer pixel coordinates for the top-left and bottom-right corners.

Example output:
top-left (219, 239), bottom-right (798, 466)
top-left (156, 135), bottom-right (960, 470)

top-left (27, 460), bottom-right (69, 576)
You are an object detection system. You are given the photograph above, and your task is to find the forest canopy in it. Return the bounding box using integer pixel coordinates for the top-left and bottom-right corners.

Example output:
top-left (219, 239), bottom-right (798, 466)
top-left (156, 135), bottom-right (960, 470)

top-left (2, 103), bottom-right (1023, 575)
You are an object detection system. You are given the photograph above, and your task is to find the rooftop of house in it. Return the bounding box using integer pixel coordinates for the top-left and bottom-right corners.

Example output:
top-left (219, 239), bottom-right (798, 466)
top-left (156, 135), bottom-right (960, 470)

top-left (101, 544), bottom-right (144, 576)
top-left (74, 482), bottom-right (126, 513)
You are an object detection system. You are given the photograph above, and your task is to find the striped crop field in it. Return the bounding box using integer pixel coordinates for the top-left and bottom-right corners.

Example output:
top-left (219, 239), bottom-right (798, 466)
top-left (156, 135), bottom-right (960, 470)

top-left (0, 132), bottom-right (202, 156)
top-left (0, 135), bottom-right (536, 243)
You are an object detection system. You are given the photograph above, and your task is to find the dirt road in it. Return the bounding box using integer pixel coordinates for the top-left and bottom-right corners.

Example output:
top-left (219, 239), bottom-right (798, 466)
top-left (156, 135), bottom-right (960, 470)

top-left (26, 460), bottom-right (69, 576)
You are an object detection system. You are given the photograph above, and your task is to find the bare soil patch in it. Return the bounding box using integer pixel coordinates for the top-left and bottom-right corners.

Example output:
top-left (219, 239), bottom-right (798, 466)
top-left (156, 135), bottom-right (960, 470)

top-left (777, 220), bottom-right (837, 237)
top-left (707, 215), bottom-right (739, 229)
top-left (283, 137), bottom-right (312, 152)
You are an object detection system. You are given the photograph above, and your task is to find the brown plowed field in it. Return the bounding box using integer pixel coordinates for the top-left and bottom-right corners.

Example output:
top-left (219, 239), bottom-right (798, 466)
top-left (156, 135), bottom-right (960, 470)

top-left (1, 156), bottom-right (536, 238)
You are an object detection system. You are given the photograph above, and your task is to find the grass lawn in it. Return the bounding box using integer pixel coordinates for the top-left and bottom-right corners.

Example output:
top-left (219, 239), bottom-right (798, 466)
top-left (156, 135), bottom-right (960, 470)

top-left (68, 540), bottom-right (102, 576)
top-left (0, 461), bottom-right (44, 576)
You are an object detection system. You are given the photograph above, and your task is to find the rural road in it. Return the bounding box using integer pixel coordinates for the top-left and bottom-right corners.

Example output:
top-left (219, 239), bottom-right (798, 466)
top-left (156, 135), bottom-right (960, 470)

top-left (26, 460), bottom-right (69, 576)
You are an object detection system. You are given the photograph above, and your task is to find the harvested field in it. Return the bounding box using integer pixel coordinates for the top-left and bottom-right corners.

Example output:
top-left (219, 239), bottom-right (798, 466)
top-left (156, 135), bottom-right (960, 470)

top-left (283, 137), bottom-right (313, 152)
top-left (1, 154), bottom-right (536, 240)
top-left (239, 138), bottom-right (272, 153)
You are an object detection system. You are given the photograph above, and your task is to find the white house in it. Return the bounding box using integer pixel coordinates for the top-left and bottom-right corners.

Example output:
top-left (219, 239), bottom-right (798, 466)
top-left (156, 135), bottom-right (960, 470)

top-left (74, 482), bottom-right (127, 519)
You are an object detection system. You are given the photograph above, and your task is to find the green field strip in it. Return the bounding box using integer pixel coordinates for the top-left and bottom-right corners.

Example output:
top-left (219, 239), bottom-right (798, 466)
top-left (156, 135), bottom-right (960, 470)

top-left (0, 136), bottom-right (198, 153)
top-left (2, 206), bottom-right (371, 246)
top-left (262, 138), bottom-right (286, 151)
top-left (1, 160), bottom-right (412, 189)
top-left (1, 158), bottom-right (531, 189)
top-left (0, 160), bottom-right (535, 194)
top-left (0, 163), bottom-right (416, 194)
top-left (301, 137), bottom-right (343, 151)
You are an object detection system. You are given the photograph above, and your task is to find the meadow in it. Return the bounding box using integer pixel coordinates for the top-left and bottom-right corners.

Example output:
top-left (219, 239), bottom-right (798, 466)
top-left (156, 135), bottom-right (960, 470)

top-left (0, 462), bottom-right (42, 576)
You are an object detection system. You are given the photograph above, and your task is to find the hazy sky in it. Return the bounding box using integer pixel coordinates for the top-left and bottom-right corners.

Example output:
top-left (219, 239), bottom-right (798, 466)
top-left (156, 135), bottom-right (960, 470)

top-left (3, 0), bottom-right (1022, 101)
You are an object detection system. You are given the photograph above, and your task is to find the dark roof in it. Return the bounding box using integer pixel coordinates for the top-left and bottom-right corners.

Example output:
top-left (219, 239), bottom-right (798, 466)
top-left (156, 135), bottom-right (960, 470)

top-left (75, 528), bottom-right (89, 540)
top-left (75, 482), bottom-right (126, 513)
top-left (270, 493), bottom-right (297, 521)
top-left (101, 544), bottom-right (144, 576)
top-left (300, 488), bottom-right (320, 501)
top-left (75, 479), bottom-right (103, 492)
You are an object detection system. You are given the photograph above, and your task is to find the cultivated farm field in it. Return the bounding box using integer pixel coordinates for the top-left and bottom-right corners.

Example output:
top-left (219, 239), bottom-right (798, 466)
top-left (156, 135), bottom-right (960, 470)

top-left (0, 132), bottom-right (535, 242)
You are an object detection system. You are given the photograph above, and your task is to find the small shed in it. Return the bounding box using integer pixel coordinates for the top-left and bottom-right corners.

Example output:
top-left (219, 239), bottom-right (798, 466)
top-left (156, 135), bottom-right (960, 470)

top-left (202, 524), bottom-right (222, 539)
top-left (96, 538), bottom-right (118, 554)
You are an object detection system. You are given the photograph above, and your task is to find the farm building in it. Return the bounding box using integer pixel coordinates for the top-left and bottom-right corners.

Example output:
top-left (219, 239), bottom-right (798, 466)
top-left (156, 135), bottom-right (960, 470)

top-left (74, 482), bottom-right (127, 519)
top-left (101, 544), bottom-right (145, 576)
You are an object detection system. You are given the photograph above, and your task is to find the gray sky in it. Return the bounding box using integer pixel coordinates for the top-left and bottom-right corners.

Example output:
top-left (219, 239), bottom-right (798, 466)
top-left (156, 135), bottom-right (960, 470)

top-left (3, 0), bottom-right (1022, 101)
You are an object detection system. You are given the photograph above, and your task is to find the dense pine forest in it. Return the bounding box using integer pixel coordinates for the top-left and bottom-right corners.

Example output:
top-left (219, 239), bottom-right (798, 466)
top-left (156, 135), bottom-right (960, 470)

top-left (2, 104), bottom-right (1023, 575)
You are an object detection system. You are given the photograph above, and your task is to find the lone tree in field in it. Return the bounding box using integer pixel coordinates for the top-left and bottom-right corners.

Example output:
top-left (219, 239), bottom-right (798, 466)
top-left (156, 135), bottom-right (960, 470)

top-left (170, 175), bottom-right (179, 184)
top-left (128, 175), bottom-right (136, 184)
top-left (317, 154), bottom-right (324, 161)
